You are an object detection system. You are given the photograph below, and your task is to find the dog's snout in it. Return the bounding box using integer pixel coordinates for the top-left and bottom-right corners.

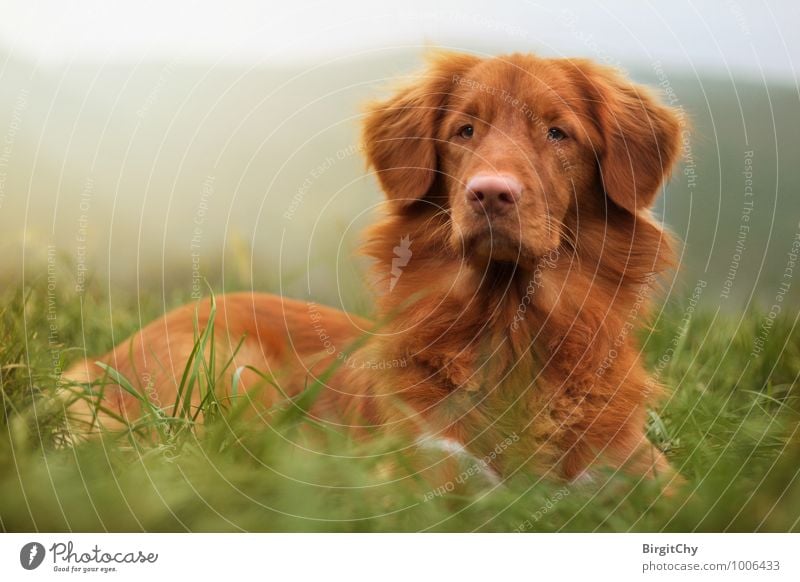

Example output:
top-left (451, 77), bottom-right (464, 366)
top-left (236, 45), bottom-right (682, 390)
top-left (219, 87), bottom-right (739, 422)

top-left (466, 175), bottom-right (522, 216)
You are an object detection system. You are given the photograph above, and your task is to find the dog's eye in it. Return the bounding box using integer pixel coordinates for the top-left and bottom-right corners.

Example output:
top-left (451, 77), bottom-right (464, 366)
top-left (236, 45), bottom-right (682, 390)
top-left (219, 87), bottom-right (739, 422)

top-left (546, 127), bottom-right (567, 141)
top-left (457, 124), bottom-right (475, 139)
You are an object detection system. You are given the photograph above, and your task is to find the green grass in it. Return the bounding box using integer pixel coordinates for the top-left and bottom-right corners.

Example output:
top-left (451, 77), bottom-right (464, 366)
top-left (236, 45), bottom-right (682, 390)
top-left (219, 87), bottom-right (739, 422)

top-left (1, 273), bottom-right (799, 532)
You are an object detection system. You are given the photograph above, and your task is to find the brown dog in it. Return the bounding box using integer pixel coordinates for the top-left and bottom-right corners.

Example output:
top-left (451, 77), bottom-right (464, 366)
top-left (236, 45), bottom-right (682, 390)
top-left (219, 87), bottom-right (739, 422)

top-left (65, 52), bottom-right (682, 486)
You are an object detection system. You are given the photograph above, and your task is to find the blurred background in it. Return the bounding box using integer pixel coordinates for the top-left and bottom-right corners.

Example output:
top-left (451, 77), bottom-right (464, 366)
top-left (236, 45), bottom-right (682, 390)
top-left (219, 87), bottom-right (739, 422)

top-left (0, 0), bottom-right (798, 313)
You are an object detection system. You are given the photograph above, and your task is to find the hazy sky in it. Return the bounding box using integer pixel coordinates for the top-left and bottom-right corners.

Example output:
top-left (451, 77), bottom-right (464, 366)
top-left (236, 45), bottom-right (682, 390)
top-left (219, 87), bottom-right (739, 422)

top-left (1, 0), bottom-right (798, 81)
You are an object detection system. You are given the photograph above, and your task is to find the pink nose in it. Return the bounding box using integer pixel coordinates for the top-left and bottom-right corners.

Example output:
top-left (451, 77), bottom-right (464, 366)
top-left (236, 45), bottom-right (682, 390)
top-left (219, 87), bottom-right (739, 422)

top-left (466, 174), bottom-right (522, 216)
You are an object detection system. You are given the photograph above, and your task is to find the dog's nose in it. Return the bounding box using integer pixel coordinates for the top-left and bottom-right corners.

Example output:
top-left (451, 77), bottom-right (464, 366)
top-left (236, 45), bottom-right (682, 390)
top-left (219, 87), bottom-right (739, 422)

top-left (466, 174), bottom-right (522, 216)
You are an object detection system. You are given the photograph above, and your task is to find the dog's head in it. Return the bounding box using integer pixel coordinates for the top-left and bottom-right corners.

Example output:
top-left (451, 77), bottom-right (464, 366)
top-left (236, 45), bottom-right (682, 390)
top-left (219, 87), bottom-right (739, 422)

top-left (363, 52), bottom-right (681, 269)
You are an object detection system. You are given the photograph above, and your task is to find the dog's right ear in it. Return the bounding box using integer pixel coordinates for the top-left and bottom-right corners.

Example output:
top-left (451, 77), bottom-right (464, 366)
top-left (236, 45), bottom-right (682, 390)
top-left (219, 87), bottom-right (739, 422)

top-left (362, 53), bottom-right (481, 207)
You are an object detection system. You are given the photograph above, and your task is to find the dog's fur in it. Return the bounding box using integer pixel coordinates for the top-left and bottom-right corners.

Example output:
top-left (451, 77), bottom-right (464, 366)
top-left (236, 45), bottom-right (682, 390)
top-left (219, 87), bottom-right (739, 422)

top-left (65, 52), bottom-right (682, 485)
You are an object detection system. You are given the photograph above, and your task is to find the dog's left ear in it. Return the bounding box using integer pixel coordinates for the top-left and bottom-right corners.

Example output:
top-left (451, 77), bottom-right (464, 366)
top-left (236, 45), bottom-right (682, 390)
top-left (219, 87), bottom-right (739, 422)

top-left (565, 60), bottom-right (682, 214)
top-left (362, 52), bottom-right (481, 207)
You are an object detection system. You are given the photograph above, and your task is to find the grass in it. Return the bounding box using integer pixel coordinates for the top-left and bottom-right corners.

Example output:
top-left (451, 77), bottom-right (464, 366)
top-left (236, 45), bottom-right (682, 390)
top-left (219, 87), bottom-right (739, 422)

top-left (1, 272), bottom-right (799, 532)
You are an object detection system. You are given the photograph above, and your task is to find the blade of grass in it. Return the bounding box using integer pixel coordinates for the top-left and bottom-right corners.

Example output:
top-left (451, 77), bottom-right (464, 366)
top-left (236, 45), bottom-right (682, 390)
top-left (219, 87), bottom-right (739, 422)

top-left (95, 362), bottom-right (166, 441)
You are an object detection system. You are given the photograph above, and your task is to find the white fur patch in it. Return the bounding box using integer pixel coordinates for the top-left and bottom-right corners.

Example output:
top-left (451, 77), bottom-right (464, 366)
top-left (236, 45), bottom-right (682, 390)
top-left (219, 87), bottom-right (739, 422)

top-left (416, 435), bottom-right (502, 485)
top-left (570, 470), bottom-right (596, 487)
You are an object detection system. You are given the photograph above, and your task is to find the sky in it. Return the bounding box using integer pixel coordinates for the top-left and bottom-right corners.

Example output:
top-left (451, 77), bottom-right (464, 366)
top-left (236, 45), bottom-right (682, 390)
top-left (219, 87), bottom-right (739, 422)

top-left (0, 0), bottom-right (798, 81)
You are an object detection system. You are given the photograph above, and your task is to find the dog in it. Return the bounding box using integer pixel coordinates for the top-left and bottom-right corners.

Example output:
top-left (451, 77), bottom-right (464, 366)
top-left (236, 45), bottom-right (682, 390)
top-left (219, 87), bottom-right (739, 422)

top-left (64, 51), bottom-right (682, 487)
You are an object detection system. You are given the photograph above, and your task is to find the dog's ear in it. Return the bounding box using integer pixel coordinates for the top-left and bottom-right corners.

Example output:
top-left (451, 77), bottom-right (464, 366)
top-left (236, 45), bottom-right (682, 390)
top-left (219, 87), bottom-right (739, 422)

top-left (566, 60), bottom-right (682, 214)
top-left (362, 53), bottom-right (481, 207)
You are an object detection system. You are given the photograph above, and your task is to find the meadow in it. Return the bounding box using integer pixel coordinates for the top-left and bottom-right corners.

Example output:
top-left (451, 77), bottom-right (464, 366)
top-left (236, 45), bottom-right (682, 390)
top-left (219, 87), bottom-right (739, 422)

top-left (1, 271), bottom-right (798, 532)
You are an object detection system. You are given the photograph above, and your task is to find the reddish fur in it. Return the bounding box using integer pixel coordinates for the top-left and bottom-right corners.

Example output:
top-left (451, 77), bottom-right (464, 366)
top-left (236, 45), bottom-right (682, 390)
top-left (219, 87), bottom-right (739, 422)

top-left (65, 52), bottom-right (682, 486)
